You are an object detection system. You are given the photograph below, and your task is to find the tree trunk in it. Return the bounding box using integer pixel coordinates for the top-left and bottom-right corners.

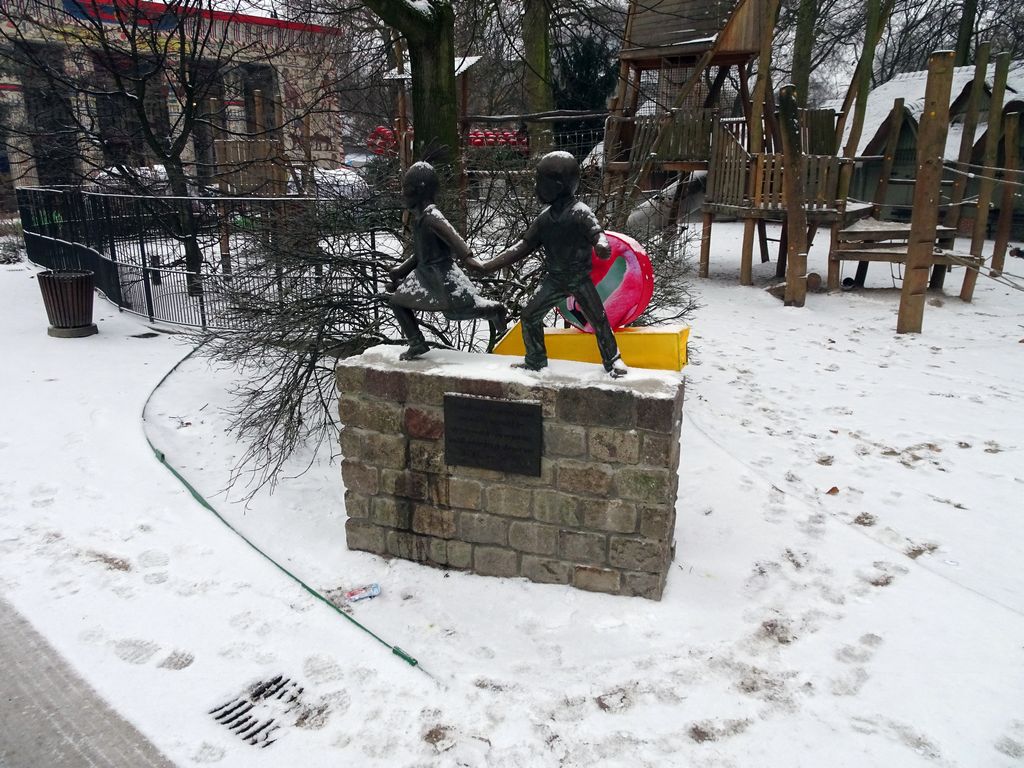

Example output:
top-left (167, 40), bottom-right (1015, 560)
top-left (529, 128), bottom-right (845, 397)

top-left (523, 0), bottom-right (554, 153)
top-left (164, 161), bottom-right (204, 296)
top-left (791, 0), bottom-right (817, 107)
top-left (363, 1), bottom-right (460, 173)
top-left (406, 9), bottom-right (459, 169)
top-left (836, 0), bottom-right (883, 205)
top-left (954, 0), bottom-right (977, 67)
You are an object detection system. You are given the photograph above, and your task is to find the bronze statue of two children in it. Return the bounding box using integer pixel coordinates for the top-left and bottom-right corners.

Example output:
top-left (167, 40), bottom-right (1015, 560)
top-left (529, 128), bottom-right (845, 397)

top-left (386, 152), bottom-right (627, 379)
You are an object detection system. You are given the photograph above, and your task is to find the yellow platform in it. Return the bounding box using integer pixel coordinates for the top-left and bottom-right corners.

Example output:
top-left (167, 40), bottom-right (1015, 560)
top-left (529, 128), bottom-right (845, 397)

top-left (493, 323), bottom-right (689, 371)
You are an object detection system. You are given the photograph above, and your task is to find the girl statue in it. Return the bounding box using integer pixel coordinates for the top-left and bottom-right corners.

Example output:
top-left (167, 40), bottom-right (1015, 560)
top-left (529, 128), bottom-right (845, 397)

top-left (387, 162), bottom-right (506, 360)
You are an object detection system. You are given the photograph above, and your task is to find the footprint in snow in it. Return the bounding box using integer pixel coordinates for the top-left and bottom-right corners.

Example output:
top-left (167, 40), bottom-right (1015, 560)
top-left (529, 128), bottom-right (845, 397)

top-left (138, 549), bottom-right (170, 569)
top-left (113, 638), bottom-right (160, 665)
top-left (158, 650), bottom-right (194, 670)
top-left (830, 666), bottom-right (869, 696)
top-left (835, 633), bottom-right (883, 664)
top-left (303, 654), bottom-right (346, 684)
top-left (191, 742), bottom-right (225, 763)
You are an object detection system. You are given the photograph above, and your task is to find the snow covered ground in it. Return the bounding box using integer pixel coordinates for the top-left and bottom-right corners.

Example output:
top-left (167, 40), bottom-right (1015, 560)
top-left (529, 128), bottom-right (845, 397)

top-left (1, 221), bottom-right (1023, 767)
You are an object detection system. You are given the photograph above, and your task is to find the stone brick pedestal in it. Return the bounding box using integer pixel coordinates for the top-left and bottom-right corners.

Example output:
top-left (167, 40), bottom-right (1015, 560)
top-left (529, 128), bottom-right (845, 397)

top-left (336, 346), bottom-right (684, 600)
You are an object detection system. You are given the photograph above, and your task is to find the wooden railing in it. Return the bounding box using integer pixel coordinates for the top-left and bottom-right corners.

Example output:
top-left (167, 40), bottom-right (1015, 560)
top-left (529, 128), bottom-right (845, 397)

top-left (706, 122), bottom-right (846, 212)
top-left (611, 108), bottom-right (717, 166)
top-left (705, 123), bottom-right (749, 207)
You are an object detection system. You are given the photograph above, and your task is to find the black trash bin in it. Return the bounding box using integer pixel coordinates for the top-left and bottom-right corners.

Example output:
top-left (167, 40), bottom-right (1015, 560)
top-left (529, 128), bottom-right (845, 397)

top-left (37, 270), bottom-right (98, 338)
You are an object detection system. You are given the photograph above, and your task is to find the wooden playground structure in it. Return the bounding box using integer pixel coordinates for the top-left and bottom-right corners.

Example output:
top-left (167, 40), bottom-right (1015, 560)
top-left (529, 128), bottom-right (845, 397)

top-left (603, 0), bottom-right (768, 223)
top-left (603, 0), bottom-right (1023, 328)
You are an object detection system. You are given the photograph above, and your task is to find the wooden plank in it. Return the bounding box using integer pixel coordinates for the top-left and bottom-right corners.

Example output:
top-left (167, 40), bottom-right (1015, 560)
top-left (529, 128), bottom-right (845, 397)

top-left (839, 241), bottom-right (918, 251)
top-left (771, 154), bottom-right (784, 208)
top-left (839, 224), bottom-right (955, 241)
top-left (897, 52), bottom-right (955, 334)
top-left (814, 156), bottom-right (829, 208)
top-left (837, 250), bottom-right (982, 266)
top-left (803, 108), bottom-right (837, 154)
top-left (719, 0), bottom-right (768, 54)
top-left (965, 52), bottom-right (1010, 300)
top-left (779, 84), bottom-right (808, 307)
top-left (991, 112), bottom-right (1020, 276)
top-left (944, 41), bottom-right (991, 231)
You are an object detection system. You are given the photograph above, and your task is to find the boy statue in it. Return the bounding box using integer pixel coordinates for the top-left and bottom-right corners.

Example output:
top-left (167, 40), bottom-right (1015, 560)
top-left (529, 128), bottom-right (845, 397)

top-left (468, 151), bottom-right (627, 378)
top-left (387, 161), bottom-right (506, 360)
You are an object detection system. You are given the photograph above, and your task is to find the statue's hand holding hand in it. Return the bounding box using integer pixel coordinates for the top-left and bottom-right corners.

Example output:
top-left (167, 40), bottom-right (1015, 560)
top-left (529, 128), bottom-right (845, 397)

top-left (386, 267), bottom-right (403, 292)
top-left (464, 255), bottom-right (487, 273)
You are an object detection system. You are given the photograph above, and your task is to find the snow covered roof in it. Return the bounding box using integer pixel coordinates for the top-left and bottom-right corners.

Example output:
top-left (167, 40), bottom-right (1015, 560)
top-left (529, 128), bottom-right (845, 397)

top-left (62, 0), bottom-right (344, 35)
top-left (383, 56), bottom-right (481, 82)
top-left (831, 60), bottom-right (1024, 159)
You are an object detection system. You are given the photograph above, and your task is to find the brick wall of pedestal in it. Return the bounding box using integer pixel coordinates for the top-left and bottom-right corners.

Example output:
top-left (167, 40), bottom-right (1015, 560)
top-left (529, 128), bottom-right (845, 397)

top-left (336, 350), bottom-right (684, 600)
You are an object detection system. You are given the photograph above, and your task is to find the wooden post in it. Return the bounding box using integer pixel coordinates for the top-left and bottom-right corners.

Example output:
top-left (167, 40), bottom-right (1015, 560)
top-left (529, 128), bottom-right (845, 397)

top-left (739, 0), bottom-right (782, 286)
top-left (699, 211), bottom-right (713, 277)
top-left (392, 33), bottom-right (411, 172)
top-left (897, 51), bottom-right (955, 334)
top-left (603, 1), bottom-right (637, 167)
top-left (847, 98), bottom-right (908, 287)
top-left (963, 52), bottom-right (1010, 301)
top-left (872, 98), bottom-right (905, 218)
top-left (301, 114), bottom-right (312, 192)
top-left (831, 0), bottom-right (883, 279)
top-left (252, 89), bottom-right (264, 134)
top-left (779, 85), bottom-right (808, 307)
top-left (944, 41), bottom-right (990, 231)
top-left (738, 62), bottom-right (752, 127)
top-left (458, 66), bottom-right (470, 228)
top-left (757, 220), bottom-right (770, 263)
top-left (209, 97), bottom-right (232, 276)
top-left (991, 112), bottom-right (1020, 276)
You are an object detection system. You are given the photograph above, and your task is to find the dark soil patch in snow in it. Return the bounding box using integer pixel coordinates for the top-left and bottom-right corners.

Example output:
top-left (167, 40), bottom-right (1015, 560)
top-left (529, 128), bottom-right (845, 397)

top-left (760, 618), bottom-right (796, 644)
top-left (853, 512), bottom-right (877, 526)
top-left (294, 702), bottom-right (329, 729)
top-left (423, 725), bottom-right (450, 745)
top-left (783, 549), bottom-right (808, 570)
top-left (473, 678), bottom-right (508, 692)
top-left (688, 719), bottom-right (751, 743)
top-left (85, 550), bottom-right (131, 571)
top-left (995, 736), bottom-right (1024, 758)
top-left (905, 541), bottom-right (939, 560)
top-left (595, 687), bottom-right (633, 712)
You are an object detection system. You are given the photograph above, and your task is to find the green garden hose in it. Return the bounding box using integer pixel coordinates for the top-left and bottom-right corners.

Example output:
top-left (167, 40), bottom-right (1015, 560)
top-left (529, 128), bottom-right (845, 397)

top-left (142, 344), bottom-right (432, 680)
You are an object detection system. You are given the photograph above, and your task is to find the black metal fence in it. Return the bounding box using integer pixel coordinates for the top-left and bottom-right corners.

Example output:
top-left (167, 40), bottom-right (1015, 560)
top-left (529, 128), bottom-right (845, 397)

top-left (17, 186), bottom-right (397, 330)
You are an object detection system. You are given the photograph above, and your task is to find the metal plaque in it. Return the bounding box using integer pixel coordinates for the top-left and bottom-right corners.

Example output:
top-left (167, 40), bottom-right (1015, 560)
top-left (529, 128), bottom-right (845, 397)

top-left (444, 394), bottom-right (543, 476)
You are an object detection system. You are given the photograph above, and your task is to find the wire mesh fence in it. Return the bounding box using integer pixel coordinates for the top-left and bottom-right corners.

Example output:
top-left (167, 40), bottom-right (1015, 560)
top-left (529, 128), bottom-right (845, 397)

top-left (17, 186), bottom-right (397, 330)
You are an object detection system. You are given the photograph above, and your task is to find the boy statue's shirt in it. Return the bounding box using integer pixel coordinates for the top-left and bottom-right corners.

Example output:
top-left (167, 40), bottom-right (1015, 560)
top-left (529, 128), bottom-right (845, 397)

top-left (518, 201), bottom-right (604, 286)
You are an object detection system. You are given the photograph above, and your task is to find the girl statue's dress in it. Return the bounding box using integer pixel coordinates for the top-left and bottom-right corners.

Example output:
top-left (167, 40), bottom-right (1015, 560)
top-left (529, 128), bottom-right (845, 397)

top-left (388, 163), bottom-right (505, 360)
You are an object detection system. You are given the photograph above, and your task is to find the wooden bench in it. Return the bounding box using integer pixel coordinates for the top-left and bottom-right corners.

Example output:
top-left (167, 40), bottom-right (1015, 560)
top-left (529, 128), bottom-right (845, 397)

top-left (831, 219), bottom-right (982, 296)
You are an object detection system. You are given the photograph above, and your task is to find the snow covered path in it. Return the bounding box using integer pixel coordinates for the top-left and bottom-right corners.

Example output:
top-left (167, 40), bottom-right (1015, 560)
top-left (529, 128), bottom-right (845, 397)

top-left (2, 222), bottom-right (1024, 766)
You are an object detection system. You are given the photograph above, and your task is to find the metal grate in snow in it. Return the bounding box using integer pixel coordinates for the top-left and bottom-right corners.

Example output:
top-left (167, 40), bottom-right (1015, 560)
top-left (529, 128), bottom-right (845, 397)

top-left (207, 675), bottom-right (304, 748)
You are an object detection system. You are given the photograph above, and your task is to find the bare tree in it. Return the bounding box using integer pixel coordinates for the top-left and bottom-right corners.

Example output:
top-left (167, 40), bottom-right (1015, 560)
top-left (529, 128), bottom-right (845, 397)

top-left (1, 0), bottom-right (345, 286)
top-left (357, 0), bottom-right (460, 168)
